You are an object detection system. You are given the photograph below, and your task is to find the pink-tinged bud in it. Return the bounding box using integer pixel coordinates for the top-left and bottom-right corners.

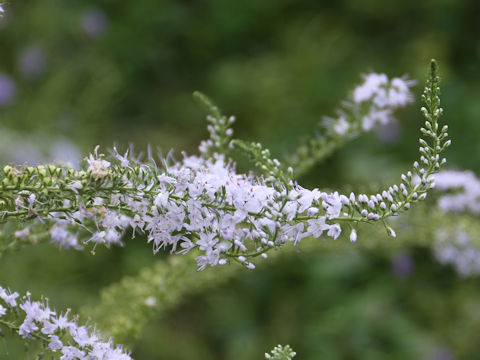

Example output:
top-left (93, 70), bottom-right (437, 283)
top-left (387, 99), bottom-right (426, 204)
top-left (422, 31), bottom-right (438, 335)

top-left (350, 229), bottom-right (357, 243)
top-left (387, 227), bottom-right (396, 238)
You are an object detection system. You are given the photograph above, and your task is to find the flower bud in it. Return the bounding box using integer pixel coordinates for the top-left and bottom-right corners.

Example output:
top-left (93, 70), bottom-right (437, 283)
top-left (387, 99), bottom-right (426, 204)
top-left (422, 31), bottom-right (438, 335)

top-left (350, 229), bottom-right (357, 243)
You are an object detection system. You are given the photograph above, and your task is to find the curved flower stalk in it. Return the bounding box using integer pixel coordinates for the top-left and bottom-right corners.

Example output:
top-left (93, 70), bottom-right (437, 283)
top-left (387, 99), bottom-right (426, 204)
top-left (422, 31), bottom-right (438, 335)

top-left (286, 72), bottom-right (415, 177)
top-left (0, 285), bottom-right (132, 359)
top-left (332, 60), bottom-right (448, 226)
top-left (0, 61), bottom-right (448, 271)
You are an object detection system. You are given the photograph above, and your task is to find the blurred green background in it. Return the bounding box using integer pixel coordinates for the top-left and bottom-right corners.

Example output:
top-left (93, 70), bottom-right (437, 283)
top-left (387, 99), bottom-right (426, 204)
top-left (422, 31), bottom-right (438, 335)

top-left (1, 0), bottom-right (480, 358)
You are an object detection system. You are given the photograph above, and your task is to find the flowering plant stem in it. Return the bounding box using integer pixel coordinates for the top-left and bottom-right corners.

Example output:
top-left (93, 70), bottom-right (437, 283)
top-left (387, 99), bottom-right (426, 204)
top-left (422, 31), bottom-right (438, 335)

top-left (0, 59), bottom-right (452, 358)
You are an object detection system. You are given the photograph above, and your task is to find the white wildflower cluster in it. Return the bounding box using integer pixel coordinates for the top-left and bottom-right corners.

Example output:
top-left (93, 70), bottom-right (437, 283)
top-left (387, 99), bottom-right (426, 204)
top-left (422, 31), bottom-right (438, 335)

top-left (433, 227), bottom-right (480, 277)
top-left (0, 286), bottom-right (132, 359)
top-left (289, 72), bottom-right (415, 176)
top-left (11, 153), bottom-right (354, 271)
top-left (322, 64), bottom-right (448, 236)
top-left (434, 170), bottom-right (480, 214)
top-left (86, 156), bottom-right (111, 180)
top-left (1, 61), bottom-right (448, 271)
top-left (431, 170), bottom-right (480, 276)
top-left (49, 204), bottom-right (131, 251)
top-left (199, 115), bottom-right (235, 155)
top-left (8, 137), bottom-right (444, 271)
top-left (335, 72), bottom-right (415, 133)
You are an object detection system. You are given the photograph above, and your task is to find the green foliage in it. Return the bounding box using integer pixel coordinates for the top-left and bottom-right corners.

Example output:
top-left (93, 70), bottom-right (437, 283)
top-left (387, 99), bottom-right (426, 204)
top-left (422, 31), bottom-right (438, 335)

top-left (82, 253), bottom-right (238, 345)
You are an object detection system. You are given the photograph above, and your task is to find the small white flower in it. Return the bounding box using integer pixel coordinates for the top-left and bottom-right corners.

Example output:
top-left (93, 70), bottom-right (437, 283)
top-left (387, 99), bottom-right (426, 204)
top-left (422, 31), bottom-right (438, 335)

top-left (387, 226), bottom-right (396, 238)
top-left (333, 116), bottom-right (350, 135)
top-left (86, 148), bottom-right (111, 179)
top-left (48, 335), bottom-right (63, 351)
top-left (14, 228), bottom-right (30, 239)
top-left (327, 224), bottom-right (342, 240)
top-left (307, 217), bottom-right (329, 238)
top-left (145, 296), bottom-right (157, 307)
top-left (87, 157), bottom-right (111, 179)
top-left (114, 147), bottom-right (130, 167)
top-left (70, 180), bottom-right (83, 193)
top-left (3, 291), bottom-right (19, 306)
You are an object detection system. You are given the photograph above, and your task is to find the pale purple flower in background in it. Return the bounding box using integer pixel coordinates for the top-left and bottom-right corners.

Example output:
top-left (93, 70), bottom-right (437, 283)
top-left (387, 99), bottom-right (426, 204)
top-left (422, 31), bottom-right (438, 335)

top-left (434, 227), bottom-right (480, 277)
top-left (391, 252), bottom-right (414, 279)
top-left (81, 8), bottom-right (108, 39)
top-left (0, 3), bottom-right (10, 29)
top-left (361, 108), bottom-right (392, 131)
top-left (333, 116), bottom-right (349, 136)
top-left (326, 73), bottom-right (414, 139)
top-left (0, 74), bottom-right (17, 106)
top-left (48, 335), bottom-right (63, 351)
top-left (9, 143), bottom-right (45, 164)
top-left (375, 117), bottom-right (402, 144)
top-left (18, 45), bottom-right (47, 80)
top-left (353, 73), bottom-right (388, 103)
top-left (435, 170), bottom-right (480, 214)
top-left (424, 348), bottom-right (455, 360)
top-left (0, 127), bottom-right (81, 167)
top-left (50, 139), bottom-right (81, 167)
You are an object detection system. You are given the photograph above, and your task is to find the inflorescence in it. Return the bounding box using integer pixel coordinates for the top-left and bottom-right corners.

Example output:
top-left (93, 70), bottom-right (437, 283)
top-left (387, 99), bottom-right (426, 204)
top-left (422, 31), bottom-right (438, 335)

top-left (0, 59), bottom-right (454, 359)
top-left (431, 170), bottom-right (480, 276)
top-left (287, 71), bottom-right (416, 176)
top-left (0, 286), bottom-right (132, 359)
top-left (0, 60), bottom-right (449, 272)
